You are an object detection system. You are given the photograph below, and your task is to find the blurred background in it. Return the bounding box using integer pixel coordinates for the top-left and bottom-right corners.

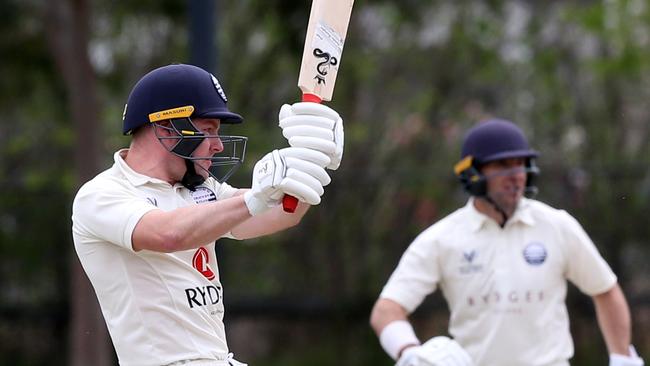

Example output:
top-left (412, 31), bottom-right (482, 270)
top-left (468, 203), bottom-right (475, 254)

top-left (1, 0), bottom-right (649, 365)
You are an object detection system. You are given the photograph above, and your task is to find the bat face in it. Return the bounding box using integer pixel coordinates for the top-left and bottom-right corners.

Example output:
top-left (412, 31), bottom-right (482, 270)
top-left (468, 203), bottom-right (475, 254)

top-left (298, 0), bottom-right (354, 101)
top-left (283, 0), bottom-right (354, 213)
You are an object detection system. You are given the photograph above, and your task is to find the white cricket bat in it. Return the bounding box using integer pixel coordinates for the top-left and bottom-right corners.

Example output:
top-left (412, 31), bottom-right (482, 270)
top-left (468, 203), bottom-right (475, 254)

top-left (283, 0), bottom-right (355, 212)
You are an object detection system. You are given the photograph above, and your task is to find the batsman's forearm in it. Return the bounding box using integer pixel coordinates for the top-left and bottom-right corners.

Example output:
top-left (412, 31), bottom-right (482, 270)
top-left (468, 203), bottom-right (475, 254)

top-left (594, 284), bottom-right (632, 355)
top-left (232, 198), bottom-right (309, 239)
top-left (132, 195), bottom-right (252, 252)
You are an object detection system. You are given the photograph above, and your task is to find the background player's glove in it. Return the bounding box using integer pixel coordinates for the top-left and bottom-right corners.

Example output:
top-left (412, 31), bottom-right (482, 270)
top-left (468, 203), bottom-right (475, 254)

top-left (244, 147), bottom-right (331, 216)
top-left (396, 336), bottom-right (474, 366)
top-left (610, 346), bottom-right (644, 366)
top-left (278, 102), bottom-right (344, 170)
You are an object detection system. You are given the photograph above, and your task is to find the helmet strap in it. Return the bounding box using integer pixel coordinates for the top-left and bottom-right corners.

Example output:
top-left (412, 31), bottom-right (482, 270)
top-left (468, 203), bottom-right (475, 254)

top-left (181, 159), bottom-right (205, 191)
top-left (483, 194), bottom-right (509, 228)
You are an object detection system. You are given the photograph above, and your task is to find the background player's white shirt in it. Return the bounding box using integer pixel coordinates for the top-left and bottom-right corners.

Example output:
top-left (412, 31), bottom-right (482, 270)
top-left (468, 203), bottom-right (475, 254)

top-left (380, 197), bottom-right (617, 366)
top-left (72, 149), bottom-right (239, 366)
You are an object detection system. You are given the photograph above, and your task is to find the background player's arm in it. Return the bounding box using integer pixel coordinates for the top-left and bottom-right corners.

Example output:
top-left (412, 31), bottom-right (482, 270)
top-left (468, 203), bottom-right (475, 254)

top-left (370, 298), bottom-right (419, 358)
top-left (593, 284), bottom-right (633, 355)
top-left (371, 298), bottom-right (410, 333)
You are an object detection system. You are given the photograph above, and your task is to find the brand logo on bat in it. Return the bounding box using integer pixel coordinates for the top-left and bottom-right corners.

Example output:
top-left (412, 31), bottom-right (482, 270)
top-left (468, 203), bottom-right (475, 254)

top-left (313, 48), bottom-right (338, 85)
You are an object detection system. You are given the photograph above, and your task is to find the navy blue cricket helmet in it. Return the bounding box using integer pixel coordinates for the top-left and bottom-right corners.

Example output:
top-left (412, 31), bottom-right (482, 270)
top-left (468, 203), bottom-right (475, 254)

top-left (122, 63), bottom-right (243, 135)
top-left (454, 119), bottom-right (540, 196)
top-left (122, 64), bottom-right (247, 189)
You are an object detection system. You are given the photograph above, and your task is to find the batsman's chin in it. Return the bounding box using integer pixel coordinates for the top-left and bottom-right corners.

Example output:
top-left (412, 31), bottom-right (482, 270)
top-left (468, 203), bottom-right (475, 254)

top-left (194, 162), bottom-right (211, 178)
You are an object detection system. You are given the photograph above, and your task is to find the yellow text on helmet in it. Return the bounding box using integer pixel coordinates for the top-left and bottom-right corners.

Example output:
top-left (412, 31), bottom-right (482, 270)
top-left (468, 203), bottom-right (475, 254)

top-left (148, 105), bottom-right (195, 123)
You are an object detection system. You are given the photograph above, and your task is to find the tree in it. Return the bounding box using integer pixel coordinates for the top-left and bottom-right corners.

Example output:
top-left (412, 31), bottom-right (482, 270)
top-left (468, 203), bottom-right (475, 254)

top-left (44, 1), bottom-right (112, 365)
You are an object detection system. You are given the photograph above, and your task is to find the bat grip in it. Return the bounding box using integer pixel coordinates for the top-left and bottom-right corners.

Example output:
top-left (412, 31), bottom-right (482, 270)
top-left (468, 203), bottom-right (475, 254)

top-left (282, 93), bottom-right (323, 213)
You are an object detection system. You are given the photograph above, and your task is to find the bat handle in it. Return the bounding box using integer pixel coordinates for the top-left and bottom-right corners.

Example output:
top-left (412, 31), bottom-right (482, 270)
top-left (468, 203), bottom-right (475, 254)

top-left (282, 93), bottom-right (323, 213)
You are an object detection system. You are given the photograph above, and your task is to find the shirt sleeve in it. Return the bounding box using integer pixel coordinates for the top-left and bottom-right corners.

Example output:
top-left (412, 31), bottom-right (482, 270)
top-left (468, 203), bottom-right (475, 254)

top-left (72, 180), bottom-right (158, 251)
top-left (213, 180), bottom-right (239, 200)
top-left (560, 210), bottom-right (617, 295)
top-left (208, 179), bottom-right (242, 240)
top-left (379, 229), bottom-right (441, 314)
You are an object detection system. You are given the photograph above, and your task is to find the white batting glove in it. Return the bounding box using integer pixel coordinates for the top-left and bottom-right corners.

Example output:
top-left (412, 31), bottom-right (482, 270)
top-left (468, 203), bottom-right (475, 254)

top-left (396, 337), bottom-right (474, 366)
top-left (278, 102), bottom-right (344, 170)
top-left (610, 346), bottom-right (644, 366)
top-left (244, 147), bottom-right (331, 216)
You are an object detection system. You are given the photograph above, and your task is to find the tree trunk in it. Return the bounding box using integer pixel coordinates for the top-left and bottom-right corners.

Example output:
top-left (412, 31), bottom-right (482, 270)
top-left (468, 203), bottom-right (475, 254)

top-left (43, 1), bottom-right (113, 365)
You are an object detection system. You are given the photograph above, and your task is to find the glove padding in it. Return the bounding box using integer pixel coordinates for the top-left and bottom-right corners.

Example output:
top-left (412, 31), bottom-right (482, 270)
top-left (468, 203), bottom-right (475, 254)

top-left (396, 337), bottom-right (473, 366)
top-left (610, 346), bottom-right (644, 366)
top-left (279, 102), bottom-right (344, 170)
top-left (244, 147), bottom-right (331, 216)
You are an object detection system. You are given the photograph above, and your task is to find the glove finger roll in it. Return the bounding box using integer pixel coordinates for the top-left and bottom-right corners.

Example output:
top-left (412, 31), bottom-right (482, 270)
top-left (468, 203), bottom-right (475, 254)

top-left (280, 147), bottom-right (331, 167)
top-left (285, 158), bottom-right (331, 186)
top-left (278, 103), bottom-right (293, 120)
top-left (279, 115), bottom-right (335, 129)
top-left (282, 125), bottom-right (334, 140)
top-left (285, 169), bottom-right (325, 196)
top-left (280, 178), bottom-right (321, 205)
top-left (288, 102), bottom-right (340, 120)
top-left (287, 137), bottom-right (337, 155)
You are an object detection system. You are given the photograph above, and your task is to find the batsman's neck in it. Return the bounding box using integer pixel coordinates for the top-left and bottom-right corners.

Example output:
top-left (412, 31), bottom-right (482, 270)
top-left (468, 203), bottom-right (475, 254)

top-left (473, 196), bottom-right (517, 227)
top-left (124, 133), bottom-right (181, 186)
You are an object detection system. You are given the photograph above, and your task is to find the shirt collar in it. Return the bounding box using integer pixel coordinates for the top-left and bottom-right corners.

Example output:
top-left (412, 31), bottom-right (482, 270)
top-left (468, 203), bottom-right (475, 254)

top-left (114, 149), bottom-right (172, 187)
top-left (465, 196), bottom-right (536, 232)
top-left (465, 197), bottom-right (490, 232)
top-left (509, 197), bottom-right (535, 227)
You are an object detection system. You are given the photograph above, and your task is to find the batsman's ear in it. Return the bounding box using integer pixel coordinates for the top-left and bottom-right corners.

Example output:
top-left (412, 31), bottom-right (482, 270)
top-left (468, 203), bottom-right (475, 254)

top-left (454, 156), bottom-right (486, 196)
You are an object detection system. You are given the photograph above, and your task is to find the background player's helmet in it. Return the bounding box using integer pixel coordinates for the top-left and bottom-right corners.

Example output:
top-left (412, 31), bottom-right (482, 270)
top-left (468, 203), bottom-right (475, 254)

top-left (454, 118), bottom-right (540, 197)
top-left (122, 64), bottom-right (247, 188)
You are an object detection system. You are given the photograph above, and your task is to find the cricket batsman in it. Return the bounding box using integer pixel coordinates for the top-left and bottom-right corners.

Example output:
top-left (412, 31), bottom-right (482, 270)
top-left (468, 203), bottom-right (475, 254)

top-left (71, 63), bottom-right (344, 365)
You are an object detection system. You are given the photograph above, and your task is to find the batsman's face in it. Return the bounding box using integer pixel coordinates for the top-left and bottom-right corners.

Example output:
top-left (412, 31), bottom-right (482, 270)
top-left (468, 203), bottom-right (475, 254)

top-left (482, 158), bottom-right (527, 214)
top-left (192, 118), bottom-right (224, 177)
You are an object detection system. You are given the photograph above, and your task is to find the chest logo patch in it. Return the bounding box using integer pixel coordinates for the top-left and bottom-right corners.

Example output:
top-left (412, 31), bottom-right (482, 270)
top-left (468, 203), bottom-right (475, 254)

top-left (463, 250), bottom-right (477, 263)
top-left (192, 247), bottom-right (216, 280)
top-left (523, 242), bottom-right (547, 265)
top-left (459, 249), bottom-right (483, 274)
top-left (191, 186), bottom-right (217, 204)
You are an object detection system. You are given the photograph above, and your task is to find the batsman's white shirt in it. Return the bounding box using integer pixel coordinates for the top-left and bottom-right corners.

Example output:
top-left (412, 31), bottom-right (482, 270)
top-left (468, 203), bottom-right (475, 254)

top-left (380, 198), bottom-right (617, 366)
top-left (72, 150), bottom-right (239, 366)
